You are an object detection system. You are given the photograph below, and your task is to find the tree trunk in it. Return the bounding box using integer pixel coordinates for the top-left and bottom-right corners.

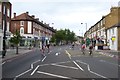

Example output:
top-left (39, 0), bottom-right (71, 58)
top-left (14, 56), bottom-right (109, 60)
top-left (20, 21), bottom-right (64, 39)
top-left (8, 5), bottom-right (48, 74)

top-left (16, 45), bottom-right (18, 54)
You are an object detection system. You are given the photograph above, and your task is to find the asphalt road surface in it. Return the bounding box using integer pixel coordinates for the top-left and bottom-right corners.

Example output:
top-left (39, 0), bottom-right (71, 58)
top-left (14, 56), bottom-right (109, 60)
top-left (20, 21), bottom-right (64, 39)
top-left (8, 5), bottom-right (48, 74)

top-left (2, 45), bottom-right (120, 80)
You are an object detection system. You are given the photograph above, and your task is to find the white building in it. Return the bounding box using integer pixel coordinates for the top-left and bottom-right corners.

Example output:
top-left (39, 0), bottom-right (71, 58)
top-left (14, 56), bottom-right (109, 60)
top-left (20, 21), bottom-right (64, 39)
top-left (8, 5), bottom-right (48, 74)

top-left (107, 25), bottom-right (118, 50)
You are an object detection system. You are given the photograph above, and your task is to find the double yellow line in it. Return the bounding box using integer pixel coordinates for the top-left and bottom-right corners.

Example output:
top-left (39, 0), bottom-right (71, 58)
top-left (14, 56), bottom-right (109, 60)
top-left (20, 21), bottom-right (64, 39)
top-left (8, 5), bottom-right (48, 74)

top-left (65, 50), bottom-right (71, 59)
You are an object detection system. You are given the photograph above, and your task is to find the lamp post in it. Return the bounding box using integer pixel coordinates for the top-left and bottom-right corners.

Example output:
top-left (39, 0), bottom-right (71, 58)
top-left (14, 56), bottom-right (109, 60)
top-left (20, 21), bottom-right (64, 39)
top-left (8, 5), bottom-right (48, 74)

top-left (81, 23), bottom-right (87, 32)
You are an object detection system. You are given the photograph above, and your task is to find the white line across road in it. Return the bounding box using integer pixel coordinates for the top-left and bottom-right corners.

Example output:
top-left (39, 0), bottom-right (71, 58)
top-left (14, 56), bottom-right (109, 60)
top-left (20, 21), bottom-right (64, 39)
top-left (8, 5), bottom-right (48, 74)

top-left (51, 64), bottom-right (79, 70)
top-left (37, 71), bottom-right (71, 79)
top-left (73, 61), bottom-right (84, 71)
top-left (30, 65), bottom-right (39, 75)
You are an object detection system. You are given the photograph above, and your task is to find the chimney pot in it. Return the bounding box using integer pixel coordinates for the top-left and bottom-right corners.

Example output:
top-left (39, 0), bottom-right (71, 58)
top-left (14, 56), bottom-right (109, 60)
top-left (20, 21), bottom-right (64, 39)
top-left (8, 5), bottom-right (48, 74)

top-left (26, 12), bottom-right (29, 15)
top-left (31, 15), bottom-right (35, 18)
top-left (14, 13), bottom-right (16, 18)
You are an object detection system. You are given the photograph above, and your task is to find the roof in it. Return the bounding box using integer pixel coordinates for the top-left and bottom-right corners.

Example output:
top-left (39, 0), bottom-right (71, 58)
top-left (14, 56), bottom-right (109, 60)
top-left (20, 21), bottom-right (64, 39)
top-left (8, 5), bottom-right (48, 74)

top-left (12, 12), bottom-right (34, 21)
top-left (11, 12), bottom-right (56, 33)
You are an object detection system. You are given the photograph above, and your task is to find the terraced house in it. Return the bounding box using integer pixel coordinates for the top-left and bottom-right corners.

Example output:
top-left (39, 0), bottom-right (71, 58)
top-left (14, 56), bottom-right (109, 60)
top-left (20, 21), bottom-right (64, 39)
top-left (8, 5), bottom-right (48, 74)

top-left (84, 6), bottom-right (120, 51)
top-left (0, 1), bottom-right (11, 52)
top-left (11, 12), bottom-right (56, 48)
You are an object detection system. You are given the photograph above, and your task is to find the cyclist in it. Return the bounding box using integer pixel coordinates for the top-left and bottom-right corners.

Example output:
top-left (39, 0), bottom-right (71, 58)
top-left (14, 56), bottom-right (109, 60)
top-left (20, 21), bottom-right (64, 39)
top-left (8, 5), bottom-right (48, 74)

top-left (72, 42), bottom-right (75, 50)
top-left (81, 44), bottom-right (85, 55)
top-left (46, 43), bottom-right (50, 53)
top-left (41, 44), bottom-right (45, 57)
top-left (89, 44), bottom-right (93, 55)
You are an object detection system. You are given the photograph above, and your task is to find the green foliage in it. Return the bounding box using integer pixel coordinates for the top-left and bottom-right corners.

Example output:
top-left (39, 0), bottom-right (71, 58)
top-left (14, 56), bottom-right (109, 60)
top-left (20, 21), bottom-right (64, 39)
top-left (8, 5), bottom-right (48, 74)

top-left (50, 29), bottom-right (76, 45)
top-left (9, 30), bottom-right (22, 45)
top-left (9, 30), bottom-right (22, 54)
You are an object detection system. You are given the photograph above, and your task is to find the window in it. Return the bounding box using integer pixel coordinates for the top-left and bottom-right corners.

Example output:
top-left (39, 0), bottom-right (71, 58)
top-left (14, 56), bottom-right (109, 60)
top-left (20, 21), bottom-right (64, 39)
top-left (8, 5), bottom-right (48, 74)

top-left (3, 6), bottom-right (6, 14)
top-left (0, 5), bottom-right (1, 12)
top-left (7, 8), bottom-right (10, 17)
top-left (112, 28), bottom-right (114, 35)
top-left (20, 27), bottom-right (24, 34)
top-left (103, 18), bottom-right (105, 24)
top-left (2, 20), bottom-right (5, 30)
top-left (20, 21), bottom-right (24, 26)
top-left (7, 22), bottom-right (9, 31)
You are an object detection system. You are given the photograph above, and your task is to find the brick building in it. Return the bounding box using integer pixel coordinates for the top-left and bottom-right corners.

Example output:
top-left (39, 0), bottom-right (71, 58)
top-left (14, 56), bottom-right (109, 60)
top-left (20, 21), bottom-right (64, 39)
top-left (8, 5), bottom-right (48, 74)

top-left (0, 1), bottom-right (11, 51)
top-left (84, 7), bottom-right (120, 51)
top-left (11, 12), bottom-right (55, 48)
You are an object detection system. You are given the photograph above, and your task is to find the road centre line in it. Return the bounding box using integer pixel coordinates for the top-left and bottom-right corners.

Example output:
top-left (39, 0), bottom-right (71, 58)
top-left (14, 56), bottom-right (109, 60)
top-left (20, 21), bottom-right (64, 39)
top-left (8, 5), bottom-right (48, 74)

top-left (73, 61), bottom-right (84, 71)
top-left (76, 60), bottom-right (109, 79)
top-left (42, 56), bottom-right (46, 62)
top-left (65, 50), bottom-right (71, 59)
top-left (37, 71), bottom-right (71, 79)
top-left (51, 64), bottom-right (79, 70)
top-left (30, 65), bottom-right (39, 75)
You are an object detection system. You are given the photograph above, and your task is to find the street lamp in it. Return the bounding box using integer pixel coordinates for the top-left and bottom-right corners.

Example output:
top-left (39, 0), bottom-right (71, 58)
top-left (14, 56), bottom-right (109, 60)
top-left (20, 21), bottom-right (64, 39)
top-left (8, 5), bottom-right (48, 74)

top-left (81, 23), bottom-right (87, 32)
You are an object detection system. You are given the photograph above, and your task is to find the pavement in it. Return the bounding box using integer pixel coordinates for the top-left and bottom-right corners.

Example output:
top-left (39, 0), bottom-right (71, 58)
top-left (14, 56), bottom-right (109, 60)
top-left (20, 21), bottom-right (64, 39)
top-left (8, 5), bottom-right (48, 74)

top-left (1, 47), bottom-right (38, 62)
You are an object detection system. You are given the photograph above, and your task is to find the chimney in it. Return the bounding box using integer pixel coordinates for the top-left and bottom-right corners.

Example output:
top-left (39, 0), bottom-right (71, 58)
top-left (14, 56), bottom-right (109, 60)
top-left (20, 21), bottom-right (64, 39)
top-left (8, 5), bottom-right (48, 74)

top-left (31, 15), bottom-right (35, 19)
top-left (35, 18), bottom-right (39, 21)
top-left (26, 12), bottom-right (29, 15)
top-left (41, 21), bottom-right (43, 23)
top-left (14, 13), bottom-right (16, 18)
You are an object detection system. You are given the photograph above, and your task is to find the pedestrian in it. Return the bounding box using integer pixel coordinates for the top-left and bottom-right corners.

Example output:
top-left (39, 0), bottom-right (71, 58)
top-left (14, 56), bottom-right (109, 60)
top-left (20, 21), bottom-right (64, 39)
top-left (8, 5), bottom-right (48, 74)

top-left (89, 44), bottom-right (93, 55)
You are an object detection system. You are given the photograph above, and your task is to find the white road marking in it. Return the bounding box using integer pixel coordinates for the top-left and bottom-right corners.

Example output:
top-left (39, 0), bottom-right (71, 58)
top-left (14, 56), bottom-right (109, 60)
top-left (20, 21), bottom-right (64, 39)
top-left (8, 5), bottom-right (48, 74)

top-left (76, 60), bottom-right (109, 79)
top-left (99, 60), bottom-right (120, 67)
top-left (30, 65), bottom-right (39, 75)
top-left (31, 59), bottom-right (41, 69)
top-left (1, 61), bottom-right (6, 65)
top-left (51, 64), bottom-right (79, 70)
top-left (42, 56), bottom-right (46, 62)
top-left (39, 61), bottom-right (71, 67)
top-left (37, 71), bottom-right (71, 79)
top-left (65, 50), bottom-right (71, 59)
top-left (73, 61), bottom-right (84, 71)
top-left (14, 68), bottom-right (32, 80)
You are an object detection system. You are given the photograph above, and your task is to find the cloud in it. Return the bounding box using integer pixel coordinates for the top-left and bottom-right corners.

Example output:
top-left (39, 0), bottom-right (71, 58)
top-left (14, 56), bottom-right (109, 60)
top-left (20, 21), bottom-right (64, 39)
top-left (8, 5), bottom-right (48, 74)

top-left (9, 0), bottom-right (119, 36)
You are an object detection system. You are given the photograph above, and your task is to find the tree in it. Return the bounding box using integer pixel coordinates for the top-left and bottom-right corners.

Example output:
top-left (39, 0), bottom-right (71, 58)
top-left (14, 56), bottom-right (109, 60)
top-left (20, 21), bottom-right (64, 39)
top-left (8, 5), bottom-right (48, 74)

top-left (9, 30), bottom-right (22, 54)
top-left (51, 29), bottom-right (76, 45)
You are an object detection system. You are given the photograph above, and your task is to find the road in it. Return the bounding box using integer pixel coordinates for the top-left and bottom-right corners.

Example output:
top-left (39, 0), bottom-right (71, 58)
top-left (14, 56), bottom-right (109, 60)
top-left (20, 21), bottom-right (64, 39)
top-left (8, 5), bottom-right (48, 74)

top-left (2, 45), bottom-right (120, 80)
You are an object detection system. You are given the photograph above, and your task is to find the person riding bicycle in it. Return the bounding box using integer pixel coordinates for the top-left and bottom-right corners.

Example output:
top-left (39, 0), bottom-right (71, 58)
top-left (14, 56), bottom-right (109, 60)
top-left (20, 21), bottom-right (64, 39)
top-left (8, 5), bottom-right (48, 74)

top-left (81, 44), bottom-right (85, 55)
top-left (72, 42), bottom-right (75, 50)
top-left (89, 44), bottom-right (93, 55)
top-left (46, 43), bottom-right (50, 53)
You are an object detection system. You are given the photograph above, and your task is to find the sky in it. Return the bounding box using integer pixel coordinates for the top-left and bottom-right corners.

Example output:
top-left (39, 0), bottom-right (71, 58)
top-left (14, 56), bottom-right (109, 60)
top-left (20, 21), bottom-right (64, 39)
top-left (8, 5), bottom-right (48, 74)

top-left (9, 0), bottom-right (119, 36)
